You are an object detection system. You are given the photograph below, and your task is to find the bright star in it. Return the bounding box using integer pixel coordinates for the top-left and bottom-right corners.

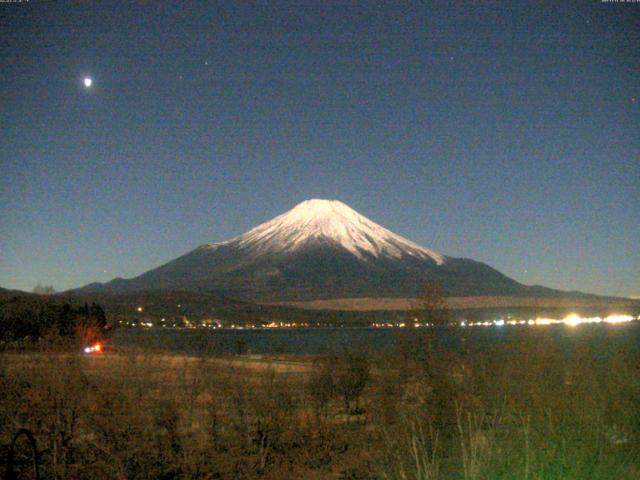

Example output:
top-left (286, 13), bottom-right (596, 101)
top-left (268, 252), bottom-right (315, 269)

top-left (83, 77), bottom-right (93, 88)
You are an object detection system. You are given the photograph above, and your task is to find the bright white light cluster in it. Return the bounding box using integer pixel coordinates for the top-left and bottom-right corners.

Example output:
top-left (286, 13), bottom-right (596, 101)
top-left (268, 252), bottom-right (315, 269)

top-left (461, 313), bottom-right (638, 328)
top-left (84, 343), bottom-right (102, 353)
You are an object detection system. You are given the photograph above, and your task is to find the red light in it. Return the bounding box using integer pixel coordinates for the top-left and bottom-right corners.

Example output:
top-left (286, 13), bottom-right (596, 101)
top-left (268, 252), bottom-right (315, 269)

top-left (94, 343), bottom-right (102, 352)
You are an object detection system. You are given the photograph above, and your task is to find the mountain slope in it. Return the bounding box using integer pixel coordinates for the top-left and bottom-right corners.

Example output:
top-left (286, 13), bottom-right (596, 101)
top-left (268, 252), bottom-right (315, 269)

top-left (77, 199), bottom-right (556, 301)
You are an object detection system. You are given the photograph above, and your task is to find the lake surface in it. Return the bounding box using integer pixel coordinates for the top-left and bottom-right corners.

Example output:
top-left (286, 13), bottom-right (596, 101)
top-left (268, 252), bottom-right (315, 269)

top-left (110, 322), bottom-right (640, 356)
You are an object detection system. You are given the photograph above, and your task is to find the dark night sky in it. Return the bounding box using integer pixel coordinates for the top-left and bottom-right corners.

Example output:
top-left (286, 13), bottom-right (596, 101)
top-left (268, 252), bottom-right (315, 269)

top-left (1, 1), bottom-right (638, 297)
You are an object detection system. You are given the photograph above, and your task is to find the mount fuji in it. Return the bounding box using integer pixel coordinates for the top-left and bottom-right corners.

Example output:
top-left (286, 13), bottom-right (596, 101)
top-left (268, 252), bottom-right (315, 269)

top-left (78, 199), bottom-right (557, 301)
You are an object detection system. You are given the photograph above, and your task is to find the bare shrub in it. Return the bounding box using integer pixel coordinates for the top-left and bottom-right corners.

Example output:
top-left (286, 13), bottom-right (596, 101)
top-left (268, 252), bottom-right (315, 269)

top-left (307, 356), bottom-right (336, 422)
top-left (334, 351), bottom-right (371, 416)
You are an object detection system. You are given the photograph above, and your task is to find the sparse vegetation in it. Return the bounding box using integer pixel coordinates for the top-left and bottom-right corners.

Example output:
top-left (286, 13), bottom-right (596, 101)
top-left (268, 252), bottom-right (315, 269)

top-left (1, 326), bottom-right (639, 479)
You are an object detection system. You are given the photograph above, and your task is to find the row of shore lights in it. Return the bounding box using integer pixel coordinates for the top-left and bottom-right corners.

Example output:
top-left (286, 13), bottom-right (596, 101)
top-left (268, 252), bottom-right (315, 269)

top-left (371, 313), bottom-right (638, 329)
top-left (460, 314), bottom-right (637, 328)
top-left (132, 305), bottom-right (637, 329)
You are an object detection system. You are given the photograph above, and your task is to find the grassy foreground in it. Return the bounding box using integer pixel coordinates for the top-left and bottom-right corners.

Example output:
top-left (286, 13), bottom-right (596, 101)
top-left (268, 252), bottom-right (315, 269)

top-left (1, 327), bottom-right (639, 479)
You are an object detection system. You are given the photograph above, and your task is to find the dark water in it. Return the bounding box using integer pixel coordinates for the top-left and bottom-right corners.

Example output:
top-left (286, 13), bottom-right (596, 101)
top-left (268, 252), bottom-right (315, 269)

top-left (110, 323), bottom-right (640, 356)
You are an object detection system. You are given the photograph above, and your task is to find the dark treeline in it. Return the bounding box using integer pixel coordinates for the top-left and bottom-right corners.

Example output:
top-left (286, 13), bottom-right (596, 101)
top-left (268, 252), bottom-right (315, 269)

top-left (60, 290), bottom-right (409, 327)
top-left (0, 294), bottom-right (108, 346)
top-left (61, 290), bottom-right (640, 328)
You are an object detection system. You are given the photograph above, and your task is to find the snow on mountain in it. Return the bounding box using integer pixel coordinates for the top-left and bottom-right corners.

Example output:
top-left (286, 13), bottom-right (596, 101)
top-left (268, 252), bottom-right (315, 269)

top-left (75, 198), bottom-right (539, 301)
top-left (203, 199), bottom-right (446, 265)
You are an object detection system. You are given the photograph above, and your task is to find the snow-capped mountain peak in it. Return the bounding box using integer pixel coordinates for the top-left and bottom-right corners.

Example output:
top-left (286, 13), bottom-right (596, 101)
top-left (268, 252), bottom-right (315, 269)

top-left (76, 198), bottom-right (540, 301)
top-left (208, 199), bottom-right (445, 264)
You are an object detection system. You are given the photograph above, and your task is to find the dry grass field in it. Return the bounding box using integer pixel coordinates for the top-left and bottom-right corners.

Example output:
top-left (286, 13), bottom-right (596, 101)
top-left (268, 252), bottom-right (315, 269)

top-left (2, 327), bottom-right (640, 479)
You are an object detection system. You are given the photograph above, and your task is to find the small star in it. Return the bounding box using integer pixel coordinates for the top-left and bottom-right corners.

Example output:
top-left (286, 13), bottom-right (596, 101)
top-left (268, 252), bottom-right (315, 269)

top-left (205, 61), bottom-right (209, 66)
top-left (632, 97), bottom-right (637, 104)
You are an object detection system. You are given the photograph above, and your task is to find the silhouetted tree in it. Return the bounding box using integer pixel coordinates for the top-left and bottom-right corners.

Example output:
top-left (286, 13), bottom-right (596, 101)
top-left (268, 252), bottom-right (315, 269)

top-left (415, 281), bottom-right (450, 327)
top-left (33, 284), bottom-right (56, 295)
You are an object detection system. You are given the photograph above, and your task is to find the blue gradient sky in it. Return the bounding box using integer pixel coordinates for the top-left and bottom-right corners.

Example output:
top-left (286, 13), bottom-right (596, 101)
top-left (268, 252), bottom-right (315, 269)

top-left (1, 1), bottom-right (638, 297)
